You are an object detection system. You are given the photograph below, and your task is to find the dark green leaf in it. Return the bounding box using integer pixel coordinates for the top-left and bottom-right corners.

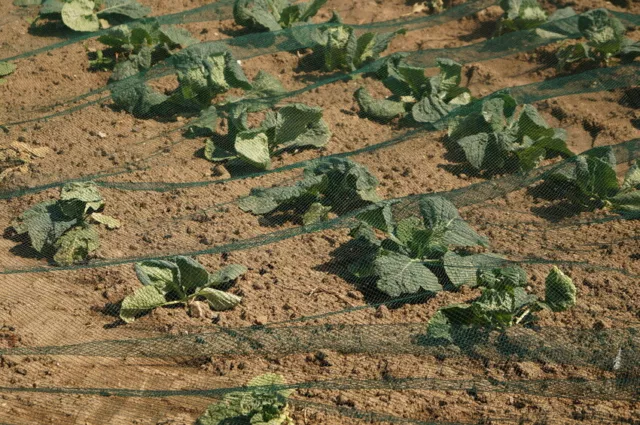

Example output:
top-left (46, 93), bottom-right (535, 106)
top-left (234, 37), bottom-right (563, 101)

top-left (12, 201), bottom-right (77, 253)
top-left (373, 252), bottom-right (442, 297)
top-left (356, 203), bottom-right (393, 232)
top-left (173, 256), bottom-right (210, 293)
top-left (419, 197), bottom-right (489, 247)
top-left (355, 86), bottom-right (406, 122)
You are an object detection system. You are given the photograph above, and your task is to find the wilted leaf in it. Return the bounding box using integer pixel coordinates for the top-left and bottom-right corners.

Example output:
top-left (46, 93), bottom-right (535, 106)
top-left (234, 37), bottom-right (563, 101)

top-left (544, 267), bottom-right (576, 312)
top-left (120, 285), bottom-right (167, 323)
top-left (53, 225), bottom-right (99, 265)
top-left (59, 181), bottom-right (104, 219)
top-left (12, 201), bottom-right (77, 253)
top-left (355, 86), bottom-right (406, 122)
top-left (134, 260), bottom-right (181, 294)
top-left (89, 212), bottom-right (121, 229)
top-left (197, 288), bottom-right (242, 311)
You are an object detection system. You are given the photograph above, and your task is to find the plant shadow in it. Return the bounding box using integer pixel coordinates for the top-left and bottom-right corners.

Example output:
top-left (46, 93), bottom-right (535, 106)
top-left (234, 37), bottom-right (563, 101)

top-left (526, 181), bottom-right (591, 221)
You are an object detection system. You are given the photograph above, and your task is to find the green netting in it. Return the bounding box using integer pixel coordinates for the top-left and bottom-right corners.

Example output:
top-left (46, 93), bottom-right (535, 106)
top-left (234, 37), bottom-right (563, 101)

top-left (1, 0), bottom-right (639, 424)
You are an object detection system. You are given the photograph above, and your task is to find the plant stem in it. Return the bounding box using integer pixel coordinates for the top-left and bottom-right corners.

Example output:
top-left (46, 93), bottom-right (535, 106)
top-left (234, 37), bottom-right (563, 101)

top-left (515, 308), bottom-right (531, 325)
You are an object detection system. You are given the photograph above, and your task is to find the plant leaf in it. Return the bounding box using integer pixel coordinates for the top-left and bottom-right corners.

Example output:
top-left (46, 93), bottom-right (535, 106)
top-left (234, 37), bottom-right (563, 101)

top-left (187, 106), bottom-right (218, 138)
top-left (88, 212), bottom-right (121, 229)
top-left (134, 260), bottom-right (182, 295)
top-left (52, 225), bottom-right (99, 265)
top-left (544, 267), bottom-right (576, 312)
top-left (0, 62), bottom-right (16, 77)
top-left (120, 285), bottom-right (168, 323)
top-left (419, 197), bottom-right (488, 247)
top-left (173, 256), bottom-right (210, 293)
top-left (608, 190), bottom-right (640, 214)
top-left (59, 181), bottom-right (104, 219)
top-left (302, 202), bottom-right (331, 225)
top-left (274, 103), bottom-right (330, 149)
top-left (111, 78), bottom-right (168, 118)
top-left (235, 130), bottom-right (271, 170)
top-left (197, 288), bottom-right (242, 311)
top-left (98, 0), bottom-right (151, 19)
top-left (356, 202), bottom-right (393, 232)
top-left (248, 70), bottom-right (286, 97)
top-left (621, 160), bottom-right (640, 192)
top-left (238, 174), bottom-right (326, 215)
top-left (233, 0), bottom-right (284, 32)
top-left (12, 201), bottom-right (77, 253)
top-left (208, 264), bottom-right (248, 287)
top-left (61, 0), bottom-right (100, 32)
top-left (355, 86), bottom-right (406, 122)
top-left (373, 252), bottom-right (442, 297)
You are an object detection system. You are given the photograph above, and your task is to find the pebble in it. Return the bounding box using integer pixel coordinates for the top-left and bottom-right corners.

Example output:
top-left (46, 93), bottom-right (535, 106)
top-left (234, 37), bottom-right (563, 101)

top-left (97, 131), bottom-right (107, 139)
top-left (188, 301), bottom-right (207, 319)
top-left (374, 305), bottom-right (389, 319)
top-left (254, 315), bottom-right (268, 325)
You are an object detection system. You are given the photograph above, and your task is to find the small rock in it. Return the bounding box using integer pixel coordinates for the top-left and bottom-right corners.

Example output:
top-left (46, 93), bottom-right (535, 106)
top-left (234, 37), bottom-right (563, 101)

top-left (252, 282), bottom-right (265, 290)
top-left (14, 367), bottom-right (27, 376)
top-left (97, 131), bottom-right (107, 139)
top-left (374, 305), bottom-right (389, 319)
top-left (211, 165), bottom-right (228, 177)
top-left (254, 315), bottom-right (268, 326)
top-left (346, 290), bottom-right (362, 299)
top-left (189, 301), bottom-right (207, 319)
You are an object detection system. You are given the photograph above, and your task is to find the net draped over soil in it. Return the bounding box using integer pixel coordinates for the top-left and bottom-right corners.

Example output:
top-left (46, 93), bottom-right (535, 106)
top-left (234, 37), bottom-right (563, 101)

top-left (0, 0), bottom-right (639, 424)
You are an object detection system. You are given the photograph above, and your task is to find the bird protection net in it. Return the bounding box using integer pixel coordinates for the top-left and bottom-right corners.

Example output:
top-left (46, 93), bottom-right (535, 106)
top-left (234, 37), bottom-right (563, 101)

top-left (0, 0), bottom-right (639, 424)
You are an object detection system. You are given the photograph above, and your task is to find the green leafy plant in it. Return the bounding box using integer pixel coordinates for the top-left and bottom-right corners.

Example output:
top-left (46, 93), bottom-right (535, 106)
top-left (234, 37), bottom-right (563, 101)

top-left (496, 0), bottom-right (548, 35)
top-left (355, 56), bottom-right (472, 125)
top-left (119, 257), bottom-right (247, 323)
top-left (93, 20), bottom-right (197, 79)
top-left (197, 373), bottom-right (293, 425)
top-left (308, 24), bottom-right (405, 72)
top-left (425, 266), bottom-right (576, 343)
top-left (556, 9), bottom-right (640, 70)
top-left (446, 93), bottom-right (572, 174)
top-left (233, 0), bottom-right (328, 32)
top-left (544, 148), bottom-right (640, 218)
top-left (335, 198), bottom-right (506, 299)
top-left (110, 47), bottom-right (252, 118)
top-left (203, 102), bottom-right (331, 171)
top-left (10, 182), bottom-right (120, 266)
top-left (34, 0), bottom-right (151, 32)
top-left (238, 157), bottom-right (381, 224)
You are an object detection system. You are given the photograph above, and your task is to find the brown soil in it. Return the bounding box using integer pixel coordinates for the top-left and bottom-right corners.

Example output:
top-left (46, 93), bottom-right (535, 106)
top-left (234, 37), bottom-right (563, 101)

top-left (0, 0), bottom-right (639, 424)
